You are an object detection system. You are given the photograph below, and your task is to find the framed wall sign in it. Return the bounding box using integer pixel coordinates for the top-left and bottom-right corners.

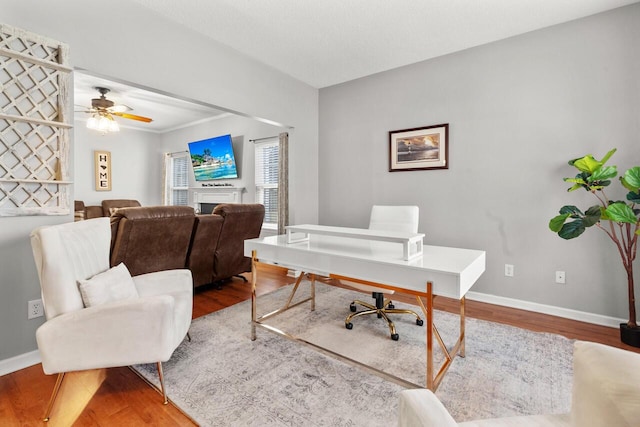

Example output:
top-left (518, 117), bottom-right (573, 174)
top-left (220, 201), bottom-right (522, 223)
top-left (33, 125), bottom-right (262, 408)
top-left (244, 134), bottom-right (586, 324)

top-left (94, 150), bottom-right (112, 191)
top-left (389, 123), bottom-right (449, 172)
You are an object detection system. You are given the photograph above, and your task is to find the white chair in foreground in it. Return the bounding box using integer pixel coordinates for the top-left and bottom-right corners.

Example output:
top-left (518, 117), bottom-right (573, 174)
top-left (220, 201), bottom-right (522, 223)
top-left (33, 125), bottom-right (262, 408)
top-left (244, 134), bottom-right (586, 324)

top-left (398, 340), bottom-right (640, 427)
top-left (30, 217), bottom-right (193, 422)
top-left (344, 205), bottom-right (423, 340)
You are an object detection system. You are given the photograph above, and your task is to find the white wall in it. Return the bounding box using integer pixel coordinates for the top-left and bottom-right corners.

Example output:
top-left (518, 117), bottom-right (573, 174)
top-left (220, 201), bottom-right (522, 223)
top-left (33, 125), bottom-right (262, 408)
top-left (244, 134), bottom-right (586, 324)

top-left (0, 0), bottom-right (318, 365)
top-left (319, 4), bottom-right (640, 321)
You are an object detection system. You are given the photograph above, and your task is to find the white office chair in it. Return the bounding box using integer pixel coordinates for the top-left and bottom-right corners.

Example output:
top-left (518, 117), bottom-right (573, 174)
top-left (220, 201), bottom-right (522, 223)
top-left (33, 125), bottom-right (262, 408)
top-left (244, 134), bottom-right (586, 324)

top-left (30, 218), bottom-right (193, 421)
top-left (344, 205), bottom-right (424, 340)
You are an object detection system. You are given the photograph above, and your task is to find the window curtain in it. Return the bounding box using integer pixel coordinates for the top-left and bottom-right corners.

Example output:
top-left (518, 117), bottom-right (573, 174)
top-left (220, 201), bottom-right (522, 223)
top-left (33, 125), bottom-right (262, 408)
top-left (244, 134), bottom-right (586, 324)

top-left (162, 153), bottom-right (170, 205)
top-left (277, 132), bottom-right (289, 234)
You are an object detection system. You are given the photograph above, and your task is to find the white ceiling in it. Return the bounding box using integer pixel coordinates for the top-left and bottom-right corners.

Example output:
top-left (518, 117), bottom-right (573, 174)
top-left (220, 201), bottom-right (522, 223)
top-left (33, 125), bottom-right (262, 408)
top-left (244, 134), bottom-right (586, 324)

top-left (74, 71), bottom-right (229, 133)
top-left (75, 0), bottom-right (638, 131)
top-left (131, 0), bottom-right (639, 88)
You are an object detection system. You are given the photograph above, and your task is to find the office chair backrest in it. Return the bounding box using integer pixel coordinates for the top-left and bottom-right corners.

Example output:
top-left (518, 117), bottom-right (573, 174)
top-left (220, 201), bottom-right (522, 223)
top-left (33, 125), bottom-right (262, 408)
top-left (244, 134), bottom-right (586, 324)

top-left (368, 205), bottom-right (419, 233)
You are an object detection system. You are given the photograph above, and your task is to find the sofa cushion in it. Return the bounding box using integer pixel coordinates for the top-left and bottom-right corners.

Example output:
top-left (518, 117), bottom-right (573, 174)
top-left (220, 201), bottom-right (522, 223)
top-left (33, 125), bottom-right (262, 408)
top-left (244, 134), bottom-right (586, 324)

top-left (77, 262), bottom-right (139, 307)
top-left (212, 203), bottom-right (265, 281)
top-left (102, 199), bottom-right (141, 217)
top-left (110, 206), bottom-right (196, 276)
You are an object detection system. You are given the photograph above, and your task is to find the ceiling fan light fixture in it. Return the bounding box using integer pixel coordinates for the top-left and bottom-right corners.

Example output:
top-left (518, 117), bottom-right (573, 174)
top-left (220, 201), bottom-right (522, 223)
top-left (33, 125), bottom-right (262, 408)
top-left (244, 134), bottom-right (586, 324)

top-left (87, 111), bottom-right (120, 134)
top-left (86, 115), bottom-right (99, 130)
top-left (108, 118), bottom-right (120, 132)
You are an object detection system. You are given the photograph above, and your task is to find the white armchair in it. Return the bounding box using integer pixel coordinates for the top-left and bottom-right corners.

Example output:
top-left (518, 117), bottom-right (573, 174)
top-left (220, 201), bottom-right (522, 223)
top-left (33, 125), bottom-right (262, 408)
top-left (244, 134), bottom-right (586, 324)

top-left (398, 340), bottom-right (640, 427)
top-left (30, 217), bottom-right (193, 422)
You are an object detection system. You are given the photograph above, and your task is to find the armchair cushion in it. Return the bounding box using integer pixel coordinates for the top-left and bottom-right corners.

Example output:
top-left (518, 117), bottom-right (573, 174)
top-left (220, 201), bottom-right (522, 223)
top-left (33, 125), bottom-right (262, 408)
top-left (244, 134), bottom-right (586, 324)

top-left (571, 341), bottom-right (640, 427)
top-left (77, 263), bottom-right (138, 307)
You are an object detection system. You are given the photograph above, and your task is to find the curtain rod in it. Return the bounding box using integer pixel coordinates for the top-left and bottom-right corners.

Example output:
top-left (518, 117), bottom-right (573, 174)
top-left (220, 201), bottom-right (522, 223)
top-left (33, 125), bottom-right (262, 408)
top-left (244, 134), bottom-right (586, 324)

top-left (250, 135), bottom-right (280, 143)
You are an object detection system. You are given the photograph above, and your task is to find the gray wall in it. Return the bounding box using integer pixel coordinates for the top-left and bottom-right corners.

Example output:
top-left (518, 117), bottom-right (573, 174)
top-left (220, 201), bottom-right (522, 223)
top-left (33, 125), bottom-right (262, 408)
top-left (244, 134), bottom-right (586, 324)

top-left (74, 123), bottom-right (163, 206)
top-left (0, 0), bottom-right (318, 364)
top-left (319, 4), bottom-right (640, 320)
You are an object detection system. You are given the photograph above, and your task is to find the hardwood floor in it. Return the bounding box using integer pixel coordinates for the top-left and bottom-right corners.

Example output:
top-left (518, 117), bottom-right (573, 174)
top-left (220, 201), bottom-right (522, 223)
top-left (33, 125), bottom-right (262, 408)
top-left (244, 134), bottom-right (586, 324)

top-left (1, 264), bottom-right (637, 426)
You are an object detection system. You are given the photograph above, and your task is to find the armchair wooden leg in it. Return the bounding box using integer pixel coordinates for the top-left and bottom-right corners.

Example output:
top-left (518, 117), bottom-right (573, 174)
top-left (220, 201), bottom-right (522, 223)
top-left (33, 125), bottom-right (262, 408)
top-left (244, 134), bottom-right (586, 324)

top-left (157, 362), bottom-right (168, 404)
top-left (43, 372), bottom-right (65, 422)
top-left (186, 332), bottom-right (191, 342)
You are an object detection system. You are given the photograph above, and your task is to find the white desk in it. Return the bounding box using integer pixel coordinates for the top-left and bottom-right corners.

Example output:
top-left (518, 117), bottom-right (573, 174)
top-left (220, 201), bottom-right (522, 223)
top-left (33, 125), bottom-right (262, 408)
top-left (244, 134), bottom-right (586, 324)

top-left (244, 231), bottom-right (486, 390)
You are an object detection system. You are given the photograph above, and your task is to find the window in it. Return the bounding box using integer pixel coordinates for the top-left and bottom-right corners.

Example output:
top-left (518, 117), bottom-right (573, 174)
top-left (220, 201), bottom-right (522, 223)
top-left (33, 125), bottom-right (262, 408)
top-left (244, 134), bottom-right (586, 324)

top-left (165, 152), bottom-right (189, 206)
top-left (255, 139), bottom-right (279, 228)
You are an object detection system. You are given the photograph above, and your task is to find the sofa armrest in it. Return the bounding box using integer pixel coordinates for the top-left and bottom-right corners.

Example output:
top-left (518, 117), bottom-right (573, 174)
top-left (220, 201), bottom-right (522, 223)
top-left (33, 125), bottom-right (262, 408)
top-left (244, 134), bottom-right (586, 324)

top-left (398, 389), bottom-right (458, 427)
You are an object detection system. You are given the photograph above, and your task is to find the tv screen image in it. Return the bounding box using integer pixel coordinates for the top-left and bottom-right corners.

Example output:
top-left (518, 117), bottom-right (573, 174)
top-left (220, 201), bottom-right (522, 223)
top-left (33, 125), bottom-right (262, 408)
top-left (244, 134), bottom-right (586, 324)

top-left (188, 134), bottom-right (238, 181)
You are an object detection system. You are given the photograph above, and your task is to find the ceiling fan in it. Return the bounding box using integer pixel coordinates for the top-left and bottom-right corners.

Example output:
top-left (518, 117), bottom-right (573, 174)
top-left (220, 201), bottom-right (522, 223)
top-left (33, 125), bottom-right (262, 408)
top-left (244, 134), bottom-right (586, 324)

top-left (77, 87), bottom-right (153, 132)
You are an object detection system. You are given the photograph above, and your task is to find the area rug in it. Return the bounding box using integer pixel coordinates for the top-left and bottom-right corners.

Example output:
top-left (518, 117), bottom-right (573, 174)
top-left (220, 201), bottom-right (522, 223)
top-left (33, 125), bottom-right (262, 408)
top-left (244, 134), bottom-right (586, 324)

top-left (134, 282), bottom-right (573, 426)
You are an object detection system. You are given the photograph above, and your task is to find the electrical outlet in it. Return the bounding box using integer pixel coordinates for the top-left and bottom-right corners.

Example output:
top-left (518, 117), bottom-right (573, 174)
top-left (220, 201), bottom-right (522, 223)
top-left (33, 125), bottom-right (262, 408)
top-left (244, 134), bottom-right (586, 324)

top-left (504, 264), bottom-right (514, 277)
top-left (555, 271), bottom-right (566, 284)
top-left (28, 299), bottom-right (44, 319)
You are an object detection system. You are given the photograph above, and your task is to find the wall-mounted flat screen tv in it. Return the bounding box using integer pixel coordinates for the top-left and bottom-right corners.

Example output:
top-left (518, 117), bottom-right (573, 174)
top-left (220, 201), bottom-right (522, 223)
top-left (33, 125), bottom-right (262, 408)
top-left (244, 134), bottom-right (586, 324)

top-left (188, 134), bottom-right (238, 181)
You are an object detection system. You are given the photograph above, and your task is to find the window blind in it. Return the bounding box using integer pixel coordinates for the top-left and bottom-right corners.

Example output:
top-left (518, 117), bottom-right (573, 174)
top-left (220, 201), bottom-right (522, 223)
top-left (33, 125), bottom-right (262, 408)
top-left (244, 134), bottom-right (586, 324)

top-left (255, 140), bottom-right (279, 225)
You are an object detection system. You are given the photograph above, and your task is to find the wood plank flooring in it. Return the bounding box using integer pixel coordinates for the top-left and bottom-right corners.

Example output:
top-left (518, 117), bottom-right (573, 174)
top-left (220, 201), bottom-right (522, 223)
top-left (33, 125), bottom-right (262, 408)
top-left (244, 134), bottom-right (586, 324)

top-left (1, 264), bottom-right (637, 426)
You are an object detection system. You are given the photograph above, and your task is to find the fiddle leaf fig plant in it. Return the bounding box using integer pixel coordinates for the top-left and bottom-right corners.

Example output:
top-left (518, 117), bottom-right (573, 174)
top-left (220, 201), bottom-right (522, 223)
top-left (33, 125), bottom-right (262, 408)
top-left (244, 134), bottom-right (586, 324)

top-left (549, 148), bottom-right (640, 332)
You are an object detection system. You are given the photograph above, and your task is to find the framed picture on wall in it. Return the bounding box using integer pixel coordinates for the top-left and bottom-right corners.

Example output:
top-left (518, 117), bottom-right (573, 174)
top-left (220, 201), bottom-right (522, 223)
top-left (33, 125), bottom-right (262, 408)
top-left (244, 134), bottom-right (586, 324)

top-left (94, 150), bottom-right (112, 191)
top-left (389, 123), bottom-right (449, 172)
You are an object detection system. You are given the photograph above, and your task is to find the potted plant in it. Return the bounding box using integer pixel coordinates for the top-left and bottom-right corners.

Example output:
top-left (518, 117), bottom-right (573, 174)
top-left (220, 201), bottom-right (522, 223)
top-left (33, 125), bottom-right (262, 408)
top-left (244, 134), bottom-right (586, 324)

top-left (549, 148), bottom-right (640, 347)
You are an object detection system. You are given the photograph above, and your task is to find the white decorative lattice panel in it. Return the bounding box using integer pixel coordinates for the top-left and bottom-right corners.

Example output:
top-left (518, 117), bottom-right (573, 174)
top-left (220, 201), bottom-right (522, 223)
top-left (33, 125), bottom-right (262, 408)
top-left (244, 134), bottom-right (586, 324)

top-left (0, 23), bottom-right (72, 216)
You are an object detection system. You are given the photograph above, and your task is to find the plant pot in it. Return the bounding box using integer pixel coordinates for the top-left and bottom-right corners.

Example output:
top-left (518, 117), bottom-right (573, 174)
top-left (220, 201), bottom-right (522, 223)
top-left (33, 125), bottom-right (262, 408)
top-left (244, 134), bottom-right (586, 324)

top-left (620, 323), bottom-right (640, 348)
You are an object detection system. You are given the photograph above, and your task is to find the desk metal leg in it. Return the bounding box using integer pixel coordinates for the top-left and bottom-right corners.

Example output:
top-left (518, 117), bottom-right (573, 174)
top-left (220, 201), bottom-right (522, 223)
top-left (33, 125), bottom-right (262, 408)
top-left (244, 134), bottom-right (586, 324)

top-left (251, 250), bottom-right (258, 341)
top-left (426, 281), bottom-right (434, 390)
top-left (460, 296), bottom-right (466, 358)
top-left (416, 281), bottom-right (466, 391)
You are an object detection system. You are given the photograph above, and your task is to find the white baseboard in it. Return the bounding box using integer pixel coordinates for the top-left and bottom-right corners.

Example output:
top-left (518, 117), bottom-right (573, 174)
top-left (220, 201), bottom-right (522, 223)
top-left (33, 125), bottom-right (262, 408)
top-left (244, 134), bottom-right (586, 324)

top-left (0, 349), bottom-right (41, 377)
top-left (466, 290), bottom-right (625, 329)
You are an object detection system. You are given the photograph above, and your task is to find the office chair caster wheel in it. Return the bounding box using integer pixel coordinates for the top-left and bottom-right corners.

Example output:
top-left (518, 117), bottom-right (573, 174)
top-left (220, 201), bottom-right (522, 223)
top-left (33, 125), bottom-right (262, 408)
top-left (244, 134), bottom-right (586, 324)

top-left (416, 319), bottom-right (424, 326)
top-left (391, 333), bottom-right (399, 341)
top-left (345, 322), bottom-right (353, 330)
top-left (388, 303), bottom-right (395, 309)
top-left (350, 303), bottom-right (356, 312)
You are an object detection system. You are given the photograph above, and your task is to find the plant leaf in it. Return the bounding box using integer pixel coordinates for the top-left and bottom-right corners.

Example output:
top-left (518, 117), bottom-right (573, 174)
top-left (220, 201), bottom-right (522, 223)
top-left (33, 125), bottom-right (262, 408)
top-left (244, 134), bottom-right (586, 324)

top-left (627, 191), bottom-right (640, 204)
top-left (549, 213), bottom-right (570, 232)
top-left (570, 148), bottom-right (616, 174)
top-left (605, 202), bottom-right (639, 224)
top-left (572, 155), bottom-right (602, 173)
top-left (583, 205), bottom-right (602, 227)
top-left (559, 205), bottom-right (583, 217)
top-left (589, 166), bottom-right (617, 182)
top-left (558, 220), bottom-right (586, 239)
top-left (622, 167), bottom-right (640, 190)
top-left (600, 148), bottom-right (617, 165)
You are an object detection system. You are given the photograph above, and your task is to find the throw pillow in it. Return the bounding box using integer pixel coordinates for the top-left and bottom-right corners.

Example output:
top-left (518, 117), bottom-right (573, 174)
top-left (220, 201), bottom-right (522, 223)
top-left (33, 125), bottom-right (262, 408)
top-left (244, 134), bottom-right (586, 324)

top-left (78, 263), bottom-right (139, 307)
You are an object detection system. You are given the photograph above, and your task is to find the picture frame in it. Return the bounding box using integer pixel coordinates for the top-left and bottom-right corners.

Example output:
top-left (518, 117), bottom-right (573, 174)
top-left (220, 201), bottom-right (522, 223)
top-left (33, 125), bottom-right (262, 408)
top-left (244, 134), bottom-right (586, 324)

top-left (94, 150), bottom-right (112, 191)
top-left (389, 123), bottom-right (449, 172)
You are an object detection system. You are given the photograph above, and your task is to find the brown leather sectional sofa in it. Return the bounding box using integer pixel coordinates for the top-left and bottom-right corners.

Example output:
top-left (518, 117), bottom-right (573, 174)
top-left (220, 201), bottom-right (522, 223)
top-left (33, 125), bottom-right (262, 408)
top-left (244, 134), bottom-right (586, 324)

top-left (108, 203), bottom-right (265, 288)
top-left (74, 199), bottom-right (141, 220)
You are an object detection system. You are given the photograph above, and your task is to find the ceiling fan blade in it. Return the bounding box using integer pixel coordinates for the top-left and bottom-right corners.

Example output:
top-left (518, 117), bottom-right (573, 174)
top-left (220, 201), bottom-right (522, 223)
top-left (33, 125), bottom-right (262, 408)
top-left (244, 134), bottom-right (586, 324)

top-left (109, 104), bottom-right (132, 113)
top-left (113, 112), bottom-right (153, 123)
